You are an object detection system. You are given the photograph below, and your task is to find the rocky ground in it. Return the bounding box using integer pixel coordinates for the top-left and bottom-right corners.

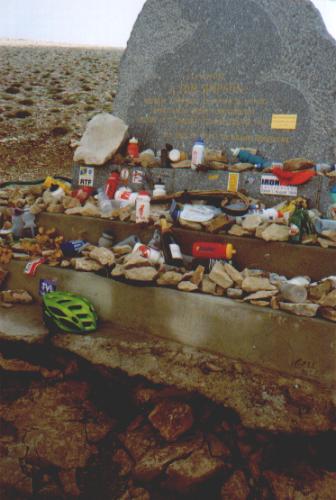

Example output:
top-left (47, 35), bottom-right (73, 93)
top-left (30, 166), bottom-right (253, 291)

top-left (1, 339), bottom-right (335, 500)
top-left (0, 43), bottom-right (123, 183)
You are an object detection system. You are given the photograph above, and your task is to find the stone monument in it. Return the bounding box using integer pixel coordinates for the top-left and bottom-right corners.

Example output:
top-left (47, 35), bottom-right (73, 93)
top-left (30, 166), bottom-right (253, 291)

top-left (114, 0), bottom-right (336, 162)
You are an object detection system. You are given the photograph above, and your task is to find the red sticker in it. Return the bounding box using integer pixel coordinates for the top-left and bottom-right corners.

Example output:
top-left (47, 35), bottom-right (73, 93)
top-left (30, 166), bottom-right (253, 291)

top-left (24, 258), bottom-right (45, 277)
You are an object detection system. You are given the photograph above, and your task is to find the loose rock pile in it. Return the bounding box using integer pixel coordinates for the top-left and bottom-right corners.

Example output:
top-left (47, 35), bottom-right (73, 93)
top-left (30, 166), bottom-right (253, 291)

top-left (1, 220), bottom-right (335, 321)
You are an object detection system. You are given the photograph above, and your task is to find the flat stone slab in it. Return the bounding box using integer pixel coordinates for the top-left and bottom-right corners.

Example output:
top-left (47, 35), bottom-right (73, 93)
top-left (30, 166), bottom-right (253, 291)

top-left (114, 0), bottom-right (336, 161)
top-left (0, 305), bottom-right (48, 344)
top-left (52, 324), bottom-right (336, 433)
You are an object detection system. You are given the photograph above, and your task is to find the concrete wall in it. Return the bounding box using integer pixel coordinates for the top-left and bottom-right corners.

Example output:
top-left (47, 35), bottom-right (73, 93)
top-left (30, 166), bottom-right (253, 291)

top-left (73, 165), bottom-right (335, 216)
top-left (6, 260), bottom-right (336, 387)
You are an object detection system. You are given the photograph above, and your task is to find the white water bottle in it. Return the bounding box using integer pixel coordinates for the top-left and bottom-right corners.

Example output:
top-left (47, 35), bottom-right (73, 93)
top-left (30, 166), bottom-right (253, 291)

top-left (135, 191), bottom-right (151, 223)
top-left (191, 138), bottom-right (205, 170)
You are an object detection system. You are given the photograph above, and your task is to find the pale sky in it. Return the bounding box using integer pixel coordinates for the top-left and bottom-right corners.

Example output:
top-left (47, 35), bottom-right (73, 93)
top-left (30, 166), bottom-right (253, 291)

top-left (0, 0), bottom-right (335, 47)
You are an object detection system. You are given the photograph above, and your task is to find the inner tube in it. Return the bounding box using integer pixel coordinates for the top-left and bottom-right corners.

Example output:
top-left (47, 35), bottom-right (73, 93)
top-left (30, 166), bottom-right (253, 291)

top-left (0, 177), bottom-right (72, 189)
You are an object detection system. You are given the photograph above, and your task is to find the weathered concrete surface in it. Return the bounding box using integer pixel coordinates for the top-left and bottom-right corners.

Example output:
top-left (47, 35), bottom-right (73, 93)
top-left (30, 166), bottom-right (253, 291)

top-left (0, 304), bottom-right (48, 344)
top-left (38, 212), bottom-right (336, 281)
top-left (52, 324), bottom-right (336, 433)
top-left (5, 260), bottom-right (336, 387)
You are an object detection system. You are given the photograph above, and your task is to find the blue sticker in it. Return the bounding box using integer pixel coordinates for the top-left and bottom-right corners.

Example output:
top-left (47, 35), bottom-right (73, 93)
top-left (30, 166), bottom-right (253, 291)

top-left (39, 279), bottom-right (57, 296)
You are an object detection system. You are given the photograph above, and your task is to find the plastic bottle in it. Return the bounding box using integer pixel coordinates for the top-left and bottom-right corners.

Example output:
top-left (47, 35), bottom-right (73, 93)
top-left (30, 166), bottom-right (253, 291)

top-left (132, 242), bottom-right (164, 264)
top-left (168, 149), bottom-right (181, 163)
top-left (192, 241), bottom-right (236, 260)
top-left (11, 209), bottom-right (24, 239)
top-left (314, 217), bottom-right (336, 234)
top-left (72, 186), bottom-right (94, 203)
top-left (97, 187), bottom-right (113, 214)
top-left (61, 240), bottom-right (89, 258)
top-left (231, 148), bottom-right (268, 167)
top-left (114, 235), bottom-right (140, 249)
top-left (330, 185), bottom-right (336, 204)
top-left (315, 163), bottom-right (332, 174)
top-left (49, 184), bottom-right (65, 202)
top-left (115, 187), bottom-right (138, 207)
top-left (249, 208), bottom-right (284, 221)
top-left (136, 191), bottom-right (151, 223)
top-left (22, 209), bottom-right (36, 237)
top-left (170, 200), bottom-right (221, 223)
top-left (127, 137), bottom-right (139, 158)
top-left (191, 138), bottom-right (205, 170)
top-left (98, 232), bottom-right (114, 248)
top-left (153, 183), bottom-right (167, 197)
top-left (105, 172), bottom-right (120, 199)
top-left (148, 229), bottom-right (161, 250)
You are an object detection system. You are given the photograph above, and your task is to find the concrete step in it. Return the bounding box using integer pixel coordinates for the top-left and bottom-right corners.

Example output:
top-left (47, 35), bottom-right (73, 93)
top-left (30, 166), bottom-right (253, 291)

top-left (4, 260), bottom-right (336, 387)
top-left (38, 212), bottom-right (336, 281)
top-left (0, 301), bottom-right (335, 433)
top-left (0, 303), bottom-right (48, 344)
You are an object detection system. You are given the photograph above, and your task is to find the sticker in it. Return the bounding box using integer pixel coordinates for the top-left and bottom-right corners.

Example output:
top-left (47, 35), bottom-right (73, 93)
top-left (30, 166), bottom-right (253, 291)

top-left (208, 174), bottom-right (219, 181)
top-left (24, 258), bottom-right (45, 276)
top-left (271, 114), bottom-right (297, 130)
top-left (78, 166), bottom-right (95, 187)
top-left (246, 175), bottom-right (256, 185)
top-left (169, 243), bottom-right (183, 260)
top-left (120, 167), bottom-right (130, 183)
top-left (227, 173), bottom-right (240, 193)
top-left (39, 279), bottom-right (57, 296)
top-left (260, 175), bottom-right (298, 197)
top-left (131, 169), bottom-right (144, 184)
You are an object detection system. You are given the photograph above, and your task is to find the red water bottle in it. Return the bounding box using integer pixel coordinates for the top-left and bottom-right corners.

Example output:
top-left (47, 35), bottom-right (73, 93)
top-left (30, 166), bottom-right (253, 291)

top-left (127, 137), bottom-right (139, 158)
top-left (105, 172), bottom-right (120, 199)
top-left (192, 241), bottom-right (236, 260)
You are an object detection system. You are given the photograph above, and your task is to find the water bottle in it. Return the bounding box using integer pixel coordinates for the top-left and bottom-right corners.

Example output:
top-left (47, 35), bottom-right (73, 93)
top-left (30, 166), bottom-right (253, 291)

top-left (231, 148), bottom-right (268, 167)
top-left (11, 209), bottom-right (24, 239)
top-left (191, 138), bottom-right (205, 170)
top-left (97, 187), bottom-right (113, 214)
top-left (314, 217), bottom-right (336, 233)
top-left (22, 209), bottom-right (36, 237)
top-left (105, 172), bottom-right (120, 199)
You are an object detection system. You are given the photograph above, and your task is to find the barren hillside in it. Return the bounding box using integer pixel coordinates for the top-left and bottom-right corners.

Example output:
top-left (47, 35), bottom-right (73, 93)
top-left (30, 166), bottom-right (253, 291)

top-left (0, 43), bottom-right (123, 183)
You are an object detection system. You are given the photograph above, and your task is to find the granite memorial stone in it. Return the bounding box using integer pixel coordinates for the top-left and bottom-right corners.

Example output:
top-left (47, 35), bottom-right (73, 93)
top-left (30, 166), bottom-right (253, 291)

top-left (114, 0), bottom-right (336, 162)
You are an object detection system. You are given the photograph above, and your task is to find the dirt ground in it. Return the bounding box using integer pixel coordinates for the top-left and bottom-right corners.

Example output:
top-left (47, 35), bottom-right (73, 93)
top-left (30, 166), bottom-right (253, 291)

top-left (0, 43), bottom-right (123, 183)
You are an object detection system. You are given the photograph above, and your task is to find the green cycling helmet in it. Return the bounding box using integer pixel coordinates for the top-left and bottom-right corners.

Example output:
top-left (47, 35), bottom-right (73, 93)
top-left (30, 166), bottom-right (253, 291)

top-left (42, 291), bottom-right (98, 333)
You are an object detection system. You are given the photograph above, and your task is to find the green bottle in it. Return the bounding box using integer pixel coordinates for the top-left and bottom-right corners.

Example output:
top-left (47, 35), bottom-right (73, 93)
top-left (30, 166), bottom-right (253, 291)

top-left (289, 206), bottom-right (304, 243)
top-left (289, 204), bottom-right (314, 243)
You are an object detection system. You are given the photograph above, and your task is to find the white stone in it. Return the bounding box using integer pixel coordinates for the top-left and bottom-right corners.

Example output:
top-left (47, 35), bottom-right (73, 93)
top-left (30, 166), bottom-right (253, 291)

top-left (242, 277), bottom-right (277, 293)
top-left (261, 224), bottom-right (289, 242)
top-left (74, 113), bottom-right (128, 166)
top-left (209, 262), bottom-right (234, 289)
top-left (279, 302), bottom-right (319, 317)
top-left (89, 247), bottom-right (115, 266)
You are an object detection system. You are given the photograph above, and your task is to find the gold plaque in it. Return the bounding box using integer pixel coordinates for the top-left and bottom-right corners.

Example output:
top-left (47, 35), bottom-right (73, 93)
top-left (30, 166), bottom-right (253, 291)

top-left (208, 174), bottom-right (219, 180)
top-left (227, 173), bottom-right (240, 193)
top-left (271, 114), bottom-right (297, 130)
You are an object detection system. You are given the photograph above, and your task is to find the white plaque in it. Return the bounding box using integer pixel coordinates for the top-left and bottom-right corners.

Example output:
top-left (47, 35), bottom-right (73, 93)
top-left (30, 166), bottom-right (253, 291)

top-left (78, 166), bottom-right (94, 187)
top-left (260, 175), bottom-right (298, 197)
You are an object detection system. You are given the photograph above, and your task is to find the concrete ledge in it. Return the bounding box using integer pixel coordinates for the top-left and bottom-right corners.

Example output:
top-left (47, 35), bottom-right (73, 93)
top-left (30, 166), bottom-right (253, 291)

top-left (5, 260), bottom-right (336, 387)
top-left (1, 302), bottom-right (334, 432)
top-left (0, 305), bottom-right (48, 344)
top-left (38, 212), bottom-right (336, 281)
top-left (53, 325), bottom-right (336, 433)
